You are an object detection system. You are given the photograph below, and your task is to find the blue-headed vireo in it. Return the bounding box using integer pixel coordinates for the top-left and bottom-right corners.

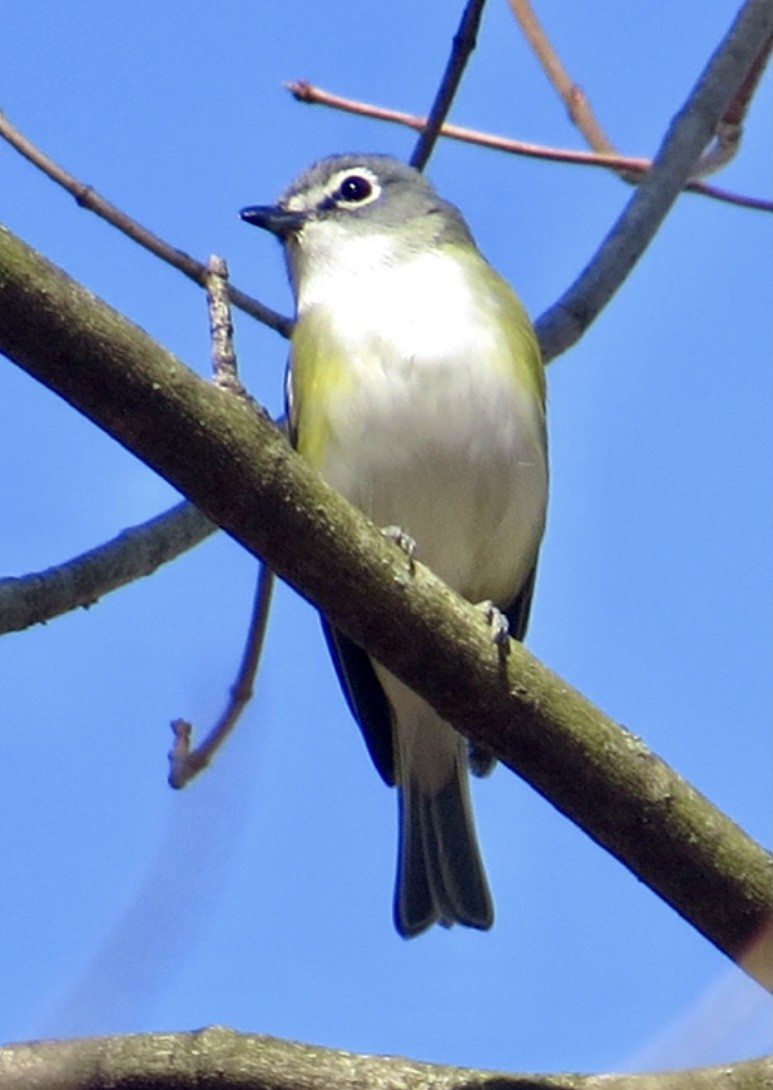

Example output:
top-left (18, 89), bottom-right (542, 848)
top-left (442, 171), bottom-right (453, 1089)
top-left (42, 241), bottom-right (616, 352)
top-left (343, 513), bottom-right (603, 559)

top-left (241, 154), bottom-right (548, 937)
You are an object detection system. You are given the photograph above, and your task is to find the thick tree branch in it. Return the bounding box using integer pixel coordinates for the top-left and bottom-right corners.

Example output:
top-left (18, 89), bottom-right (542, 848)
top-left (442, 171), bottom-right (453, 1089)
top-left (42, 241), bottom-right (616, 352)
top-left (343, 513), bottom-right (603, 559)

top-left (0, 1028), bottom-right (769, 1090)
top-left (1, 1028), bottom-right (767, 1090)
top-left (0, 500), bottom-right (215, 634)
top-left (1, 226), bottom-right (770, 987)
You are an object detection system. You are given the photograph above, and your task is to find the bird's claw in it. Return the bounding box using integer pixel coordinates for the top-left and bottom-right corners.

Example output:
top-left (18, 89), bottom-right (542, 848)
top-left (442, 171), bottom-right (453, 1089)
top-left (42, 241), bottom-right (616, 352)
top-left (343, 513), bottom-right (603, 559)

top-left (479, 600), bottom-right (511, 657)
top-left (382, 525), bottom-right (417, 574)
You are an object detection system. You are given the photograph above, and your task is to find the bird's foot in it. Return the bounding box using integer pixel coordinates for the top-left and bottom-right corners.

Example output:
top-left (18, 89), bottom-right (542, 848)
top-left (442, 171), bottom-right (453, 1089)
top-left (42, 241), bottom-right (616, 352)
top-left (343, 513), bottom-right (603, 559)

top-left (478, 600), bottom-right (511, 657)
top-left (382, 526), bottom-right (417, 574)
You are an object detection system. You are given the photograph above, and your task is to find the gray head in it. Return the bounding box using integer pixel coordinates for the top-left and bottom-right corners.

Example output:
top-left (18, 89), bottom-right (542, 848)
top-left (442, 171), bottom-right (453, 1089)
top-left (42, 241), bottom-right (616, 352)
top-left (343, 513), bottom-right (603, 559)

top-left (240, 153), bottom-right (474, 252)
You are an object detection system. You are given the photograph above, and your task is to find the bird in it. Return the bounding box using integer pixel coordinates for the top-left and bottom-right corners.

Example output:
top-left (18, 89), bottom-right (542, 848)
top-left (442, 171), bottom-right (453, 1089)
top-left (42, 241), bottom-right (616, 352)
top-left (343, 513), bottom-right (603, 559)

top-left (241, 154), bottom-right (548, 937)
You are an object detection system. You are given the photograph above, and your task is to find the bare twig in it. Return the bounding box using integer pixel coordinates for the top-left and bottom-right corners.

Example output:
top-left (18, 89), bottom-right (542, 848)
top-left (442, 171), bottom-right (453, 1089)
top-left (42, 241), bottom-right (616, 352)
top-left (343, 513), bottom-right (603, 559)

top-left (205, 255), bottom-right (244, 393)
top-left (0, 109), bottom-right (293, 337)
top-left (508, 0), bottom-right (771, 185)
top-left (168, 562), bottom-right (275, 789)
top-left (507, 0), bottom-right (616, 154)
top-left (0, 502), bottom-right (216, 635)
top-left (168, 261), bottom-right (276, 788)
top-left (536, 0), bottom-right (773, 363)
top-left (287, 82), bottom-right (773, 212)
top-left (410, 0), bottom-right (488, 171)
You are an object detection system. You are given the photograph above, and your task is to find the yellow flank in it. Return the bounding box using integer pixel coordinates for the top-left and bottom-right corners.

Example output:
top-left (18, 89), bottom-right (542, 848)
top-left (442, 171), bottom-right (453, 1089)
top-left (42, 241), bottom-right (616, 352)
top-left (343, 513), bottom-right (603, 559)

top-left (289, 309), bottom-right (354, 466)
top-left (289, 242), bottom-right (545, 468)
top-left (444, 242), bottom-right (546, 407)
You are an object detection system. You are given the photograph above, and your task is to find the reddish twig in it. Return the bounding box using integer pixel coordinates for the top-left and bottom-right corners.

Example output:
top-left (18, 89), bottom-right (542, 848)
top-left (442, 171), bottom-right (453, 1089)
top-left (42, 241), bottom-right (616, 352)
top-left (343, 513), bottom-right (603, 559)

top-left (287, 81), bottom-right (772, 213)
top-left (508, 0), bottom-right (771, 184)
top-left (410, 0), bottom-right (488, 171)
top-left (0, 109), bottom-right (292, 337)
top-left (507, 0), bottom-right (616, 155)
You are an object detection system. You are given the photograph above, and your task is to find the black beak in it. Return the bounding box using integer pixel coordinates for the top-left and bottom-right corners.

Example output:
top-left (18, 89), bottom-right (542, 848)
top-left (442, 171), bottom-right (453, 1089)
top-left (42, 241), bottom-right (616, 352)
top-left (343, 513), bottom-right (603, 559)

top-left (240, 204), bottom-right (307, 238)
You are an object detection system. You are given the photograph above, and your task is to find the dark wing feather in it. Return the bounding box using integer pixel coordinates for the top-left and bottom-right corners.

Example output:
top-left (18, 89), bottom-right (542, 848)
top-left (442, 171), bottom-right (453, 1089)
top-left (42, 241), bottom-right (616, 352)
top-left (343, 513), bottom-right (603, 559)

top-left (504, 562), bottom-right (538, 642)
top-left (320, 617), bottom-right (395, 786)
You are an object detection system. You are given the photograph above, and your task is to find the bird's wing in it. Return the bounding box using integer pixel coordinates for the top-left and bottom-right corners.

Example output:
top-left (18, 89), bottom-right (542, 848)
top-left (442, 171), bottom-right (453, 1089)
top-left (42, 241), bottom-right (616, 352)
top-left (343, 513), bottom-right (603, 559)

top-left (504, 560), bottom-right (538, 642)
top-left (319, 617), bottom-right (396, 786)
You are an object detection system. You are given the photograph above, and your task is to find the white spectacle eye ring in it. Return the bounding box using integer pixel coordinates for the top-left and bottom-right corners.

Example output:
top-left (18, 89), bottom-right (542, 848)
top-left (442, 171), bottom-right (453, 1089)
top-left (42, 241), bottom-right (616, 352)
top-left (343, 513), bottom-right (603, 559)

top-left (337, 174), bottom-right (373, 203)
top-left (284, 165), bottom-right (383, 215)
top-left (325, 166), bottom-right (382, 210)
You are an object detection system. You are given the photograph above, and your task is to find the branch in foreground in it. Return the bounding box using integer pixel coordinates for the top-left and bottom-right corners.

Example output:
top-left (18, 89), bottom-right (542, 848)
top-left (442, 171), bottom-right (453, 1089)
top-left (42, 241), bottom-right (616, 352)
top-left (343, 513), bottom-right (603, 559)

top-left (410, 0), bottom-right (488, 171)
top-left (287, 82), bottom-right (773, 214)
top-left (1, 1029), bottom-right (770, 1090)
top-left (0, 109), bottom-right (292, 337)
top-left (1, 226), bottom-right (771, 988)
top-left (0, 501), bottom-right (215, 635)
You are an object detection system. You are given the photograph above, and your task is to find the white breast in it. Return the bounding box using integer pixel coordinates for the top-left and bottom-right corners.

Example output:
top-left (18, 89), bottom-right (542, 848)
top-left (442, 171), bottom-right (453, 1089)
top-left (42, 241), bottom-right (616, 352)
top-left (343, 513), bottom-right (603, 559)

top-left (296, 239), bottom-right (547, 606)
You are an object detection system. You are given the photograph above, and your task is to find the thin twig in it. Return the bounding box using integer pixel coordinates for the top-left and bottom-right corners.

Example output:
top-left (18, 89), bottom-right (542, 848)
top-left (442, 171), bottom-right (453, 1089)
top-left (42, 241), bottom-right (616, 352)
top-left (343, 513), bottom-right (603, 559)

top-left (167, 260), bottom-right (276, 788)
top-left (0, 502), bottom-right (216, 635)
top-left (410, 0), bottom-right (488, 171)
top-left (287, 82), bottom-right (773, 212)
top-left (0, 109), bottom-right (293, 337)
top-left (205, 255), bottom-right (245, 394)
top-left (508, 0), bottom-right (771, 185)
top-left (168, 562), bottom-right (276, 789)
top-left (507, 0), bottom-right (616, 154)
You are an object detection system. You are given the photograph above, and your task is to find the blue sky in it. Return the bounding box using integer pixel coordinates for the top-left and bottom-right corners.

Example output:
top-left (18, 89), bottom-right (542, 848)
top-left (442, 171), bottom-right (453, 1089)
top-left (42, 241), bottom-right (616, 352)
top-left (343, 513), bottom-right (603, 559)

top-left (1, 0), bottom-right (771, 1075)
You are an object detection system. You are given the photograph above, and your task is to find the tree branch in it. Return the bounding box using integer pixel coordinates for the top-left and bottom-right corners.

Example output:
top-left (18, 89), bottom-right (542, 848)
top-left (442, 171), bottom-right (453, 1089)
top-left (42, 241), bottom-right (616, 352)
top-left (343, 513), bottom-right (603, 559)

top-left (535, 0), bottom-right (773, 362)
top-left (507, 0), bottom-right (617, 155)
top-left (287, 82), bottom-right (772, 213)
top-left (410, 0), bottom-right (488, 171)
top-left (168, 561), bottom-right (275, 788)
top-left (5, 0), bottom-right (768, 637)
top-left (690, 29), bottom-right (772, 178)
top-left (0, 500), bottom-right (215, 635)
top-left (0, 1027), bottom-right (769, 1090)
top-left (1, 224), bottom-right (770, 988)
top-left (0, 109), bottom-right (292, 337)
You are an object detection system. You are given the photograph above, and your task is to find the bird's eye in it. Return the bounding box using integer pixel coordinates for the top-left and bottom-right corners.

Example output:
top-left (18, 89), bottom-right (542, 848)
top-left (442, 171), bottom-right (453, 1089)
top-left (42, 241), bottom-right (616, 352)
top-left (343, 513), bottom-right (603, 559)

top-left (337, 174), bottom-right (373, 203)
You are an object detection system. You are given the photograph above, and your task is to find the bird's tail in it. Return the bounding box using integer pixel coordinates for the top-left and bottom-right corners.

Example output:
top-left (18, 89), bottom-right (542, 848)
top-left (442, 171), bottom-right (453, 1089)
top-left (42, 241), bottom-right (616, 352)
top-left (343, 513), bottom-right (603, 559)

top-left (391, 694), bottom-right (494, 938)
